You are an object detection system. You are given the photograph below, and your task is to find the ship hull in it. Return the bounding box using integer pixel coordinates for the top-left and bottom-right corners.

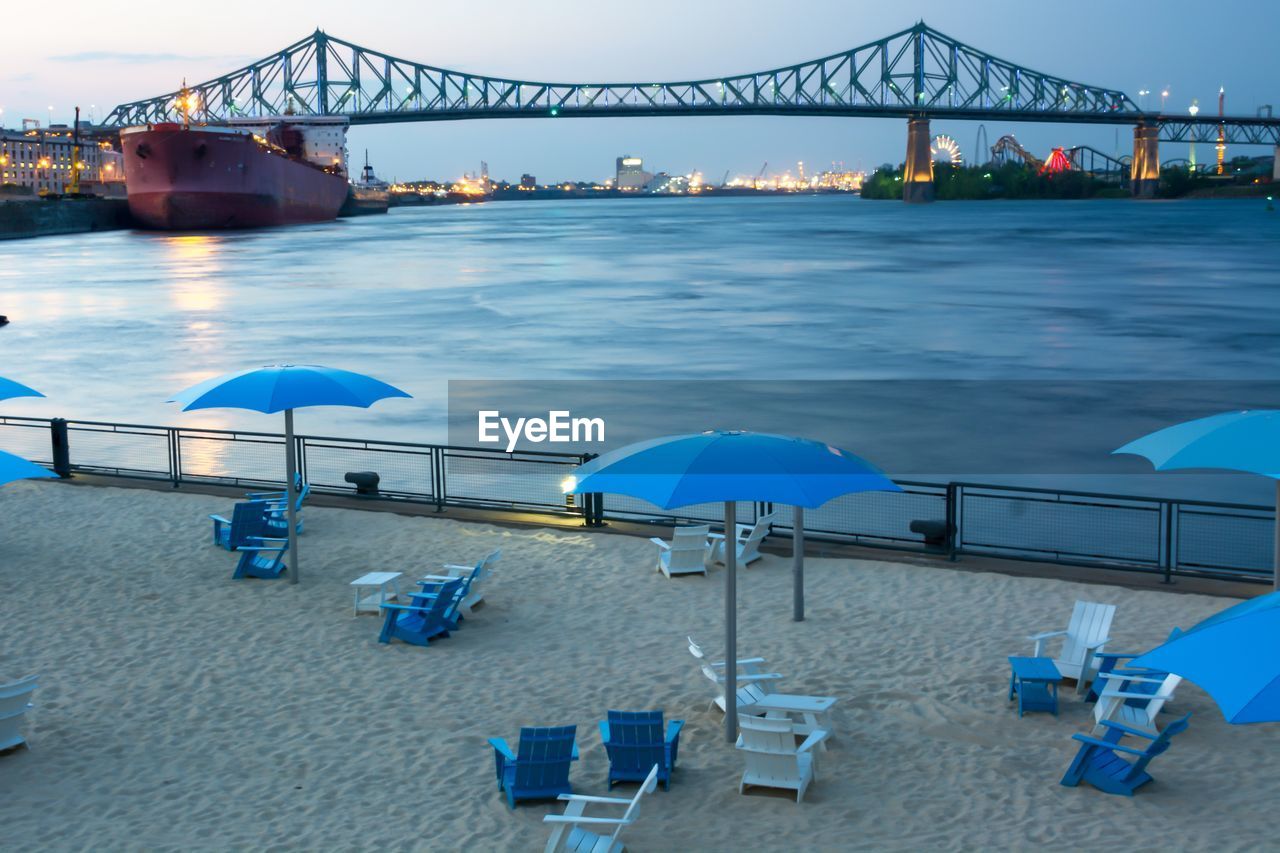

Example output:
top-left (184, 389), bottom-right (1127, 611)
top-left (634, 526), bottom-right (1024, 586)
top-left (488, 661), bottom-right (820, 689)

top-left (122, 126), bottom-right (348, 230)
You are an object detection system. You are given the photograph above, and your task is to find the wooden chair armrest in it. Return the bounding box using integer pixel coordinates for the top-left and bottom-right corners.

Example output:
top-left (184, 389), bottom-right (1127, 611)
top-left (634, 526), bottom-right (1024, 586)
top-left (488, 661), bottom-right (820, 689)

top-left (797, 729), bottom-right (830, 753)
top-left (542, 816), bottom-right (631, 826)
top-left (487, 737), bottom-right (515, 760)
top-left (1098, 719), bottom-right (1161, 740)
top-left (553, 794), bottom-right (633, 806)
top-left (666, 720), bottom-right (685, 742)
top-left (1070, 733), bottom-right (1146, 755)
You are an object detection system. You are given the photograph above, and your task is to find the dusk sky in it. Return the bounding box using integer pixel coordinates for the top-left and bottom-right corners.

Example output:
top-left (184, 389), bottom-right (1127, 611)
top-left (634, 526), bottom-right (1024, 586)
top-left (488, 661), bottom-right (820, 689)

top-left (5, 0), bottom-right (1278, 181)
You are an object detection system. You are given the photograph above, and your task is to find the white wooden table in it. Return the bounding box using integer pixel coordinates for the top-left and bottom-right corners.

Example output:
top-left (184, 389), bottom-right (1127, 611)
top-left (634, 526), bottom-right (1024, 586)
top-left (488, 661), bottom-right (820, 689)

top-left (349, 571), bottom-right (404, 616)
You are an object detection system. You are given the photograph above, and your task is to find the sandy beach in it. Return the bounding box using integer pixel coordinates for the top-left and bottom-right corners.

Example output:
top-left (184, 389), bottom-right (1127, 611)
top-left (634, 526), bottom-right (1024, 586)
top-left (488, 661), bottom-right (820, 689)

top-left (0, 479), bottom-right (1274, 851)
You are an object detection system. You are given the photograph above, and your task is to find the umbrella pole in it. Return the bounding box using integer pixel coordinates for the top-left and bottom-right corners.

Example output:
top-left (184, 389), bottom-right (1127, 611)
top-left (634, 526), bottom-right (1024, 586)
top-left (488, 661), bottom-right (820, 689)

top-left (793, 506), bottom-right (805, 622)
top-left (724, 500), bottom-right (738, 744)
top-left (1264, 479), bottom-right (1274, 591)
top-left (284, 408), bottom-right (300, 585)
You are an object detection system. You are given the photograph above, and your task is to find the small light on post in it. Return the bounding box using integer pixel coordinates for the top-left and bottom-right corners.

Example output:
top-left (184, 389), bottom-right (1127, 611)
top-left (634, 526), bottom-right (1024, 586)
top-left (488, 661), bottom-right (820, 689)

top-left (561, 476), bottom-right (577, 511)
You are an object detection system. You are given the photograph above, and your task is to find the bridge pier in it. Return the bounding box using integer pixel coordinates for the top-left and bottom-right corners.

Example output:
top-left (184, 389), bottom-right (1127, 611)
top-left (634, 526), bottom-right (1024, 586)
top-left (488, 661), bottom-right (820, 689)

top-left (1131, 123), bottom-right (1160, 199)
top-left (903, 117), bottom-right (934, 203)
top-left (1273, 146), bottom-right (1280, 182)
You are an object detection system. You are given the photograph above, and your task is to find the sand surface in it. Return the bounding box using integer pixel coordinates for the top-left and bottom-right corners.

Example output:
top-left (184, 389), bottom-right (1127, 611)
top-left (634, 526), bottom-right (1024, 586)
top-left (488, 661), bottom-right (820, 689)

top-left (0, 480), bottom-right (1273, 851)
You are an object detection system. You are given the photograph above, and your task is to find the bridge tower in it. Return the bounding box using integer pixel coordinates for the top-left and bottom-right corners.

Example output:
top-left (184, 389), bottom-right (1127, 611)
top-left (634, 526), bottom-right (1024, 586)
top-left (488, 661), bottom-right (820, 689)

top-left (1131, 122), bottom-right (1160, 199)
top-left (903, 117), bottom-right (935, 203)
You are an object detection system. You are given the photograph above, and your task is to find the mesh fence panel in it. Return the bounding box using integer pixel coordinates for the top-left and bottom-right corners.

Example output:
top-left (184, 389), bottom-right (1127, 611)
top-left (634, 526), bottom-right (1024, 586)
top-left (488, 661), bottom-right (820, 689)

top-left (0, 420), bottom-right (53, 464)
top-left (1176, 508), bottom-right (1272, 576)
top-left (443, 450), bottom-right (578, 509)
top-left (960, 489), bottom-right (1161, 564)
top-left (601, 495), bottom-right (757, 526)
top-left (302, 440), bottom-right (433, 498)
top-left (178, 432), bottom-right (286, 485)
top-left (68, 425), bottom-right (170, 478)
top-left (769, 488), bottom-right (948, 544)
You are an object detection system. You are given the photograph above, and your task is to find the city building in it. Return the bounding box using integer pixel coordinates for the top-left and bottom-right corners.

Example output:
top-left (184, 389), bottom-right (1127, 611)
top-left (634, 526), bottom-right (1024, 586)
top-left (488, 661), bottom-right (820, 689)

top-left (615, 155), bottom-right (652, 191)
top-left (0, 125), bottom-right (125, 194)
top-left (520, 173), bottom-right (537, 189)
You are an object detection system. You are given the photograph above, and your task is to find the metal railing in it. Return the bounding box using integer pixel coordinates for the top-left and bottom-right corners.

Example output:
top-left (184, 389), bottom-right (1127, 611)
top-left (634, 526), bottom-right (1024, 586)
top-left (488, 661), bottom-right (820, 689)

top-left (0, 415), bottom-right (1271, 584)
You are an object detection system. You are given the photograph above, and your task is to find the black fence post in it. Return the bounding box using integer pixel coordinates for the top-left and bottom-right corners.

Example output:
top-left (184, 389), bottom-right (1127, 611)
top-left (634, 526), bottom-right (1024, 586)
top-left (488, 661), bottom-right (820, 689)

top-left (50, 418), bottom-right (71, 479)
top-left (433, 447), bottom-right (445, 512)
top-left (1162, 502), bottom-right (1175, 584)
top-left (167, 428), bottom-right (180, 487)
top-left (945, 482), bottom-right (959, 561)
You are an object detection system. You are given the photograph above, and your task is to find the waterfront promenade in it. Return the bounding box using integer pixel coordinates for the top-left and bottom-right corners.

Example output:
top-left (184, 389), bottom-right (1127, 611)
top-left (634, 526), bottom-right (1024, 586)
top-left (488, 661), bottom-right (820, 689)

top-left (2, 478), bottom-right (1275, 849)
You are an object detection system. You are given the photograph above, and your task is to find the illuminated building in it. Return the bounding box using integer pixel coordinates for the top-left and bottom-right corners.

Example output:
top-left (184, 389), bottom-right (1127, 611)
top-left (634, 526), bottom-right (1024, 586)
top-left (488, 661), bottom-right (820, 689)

top-left (520, 173), bottom-right (537, 189)
top-left (0, 125), bottom-right (124, 194)
top-left (615, 155), bottom-right (652, 191)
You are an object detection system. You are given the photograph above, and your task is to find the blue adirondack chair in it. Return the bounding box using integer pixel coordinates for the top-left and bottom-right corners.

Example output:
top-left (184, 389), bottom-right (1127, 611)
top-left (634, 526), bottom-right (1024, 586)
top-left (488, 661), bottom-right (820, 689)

top-left (599, 710), bottom-right (684, 791)
top-left (1085, 628), bottom-right (1183, 704)
top-left (488, 725), bottom-right (579, 808)
top-left (247, 475), bottom-right (310, 535)
top-left (409, 568), bottom-right (478, 630)
top-left (231, 537), bottom-right (290, 580)
top-left (1060, 714), bottom-right (1191, 796)
top-left (210, 501), bottom-right (278, 551)
top-left (378, 577), bottom-right (463, 646)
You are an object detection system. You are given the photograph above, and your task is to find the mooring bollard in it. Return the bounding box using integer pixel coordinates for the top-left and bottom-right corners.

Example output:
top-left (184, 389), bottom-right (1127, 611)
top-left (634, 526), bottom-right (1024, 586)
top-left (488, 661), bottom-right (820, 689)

top-left (50, 418), bottom-right (71, 478)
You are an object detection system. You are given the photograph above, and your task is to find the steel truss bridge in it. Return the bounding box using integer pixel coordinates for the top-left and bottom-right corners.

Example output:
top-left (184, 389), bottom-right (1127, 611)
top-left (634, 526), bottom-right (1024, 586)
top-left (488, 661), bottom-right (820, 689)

top-left (103, 23), bottom-right (1280, 145)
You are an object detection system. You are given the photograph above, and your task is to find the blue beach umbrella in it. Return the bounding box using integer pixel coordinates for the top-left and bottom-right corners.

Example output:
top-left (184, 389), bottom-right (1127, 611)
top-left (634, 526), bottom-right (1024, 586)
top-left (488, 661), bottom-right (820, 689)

top-left (0, 377), bottom-right (44, 402)
top-left (568, 430), bottom-right (900, 741)
top-left (0, 450), bottom-right (57, 485)
top-left (168, 364), bottom-right (411, 584)
top-left (1114, 410), bottom-right (1280, 588)
top-left (1130, 590), bottom-right (1280, 724)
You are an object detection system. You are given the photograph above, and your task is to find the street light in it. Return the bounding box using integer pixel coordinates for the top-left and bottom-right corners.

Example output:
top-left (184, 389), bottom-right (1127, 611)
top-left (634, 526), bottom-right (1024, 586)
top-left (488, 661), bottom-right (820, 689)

top-left (1138, 89), bottom-right (1150, 110)
top-left (1161, 88), bottom-right (1170, 112)
top-left (1188, 100), bottom-right (1200, 168)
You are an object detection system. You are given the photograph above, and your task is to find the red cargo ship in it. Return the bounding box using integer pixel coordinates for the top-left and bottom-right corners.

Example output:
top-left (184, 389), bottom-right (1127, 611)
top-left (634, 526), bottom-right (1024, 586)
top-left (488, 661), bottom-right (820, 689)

top-left (121, 119), bottom-right (349, 230)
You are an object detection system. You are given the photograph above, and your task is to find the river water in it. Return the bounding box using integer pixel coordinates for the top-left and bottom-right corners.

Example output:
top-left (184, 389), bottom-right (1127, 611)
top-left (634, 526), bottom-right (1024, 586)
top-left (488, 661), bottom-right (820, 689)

top-left (1, 195), bottom-right (1278, 502)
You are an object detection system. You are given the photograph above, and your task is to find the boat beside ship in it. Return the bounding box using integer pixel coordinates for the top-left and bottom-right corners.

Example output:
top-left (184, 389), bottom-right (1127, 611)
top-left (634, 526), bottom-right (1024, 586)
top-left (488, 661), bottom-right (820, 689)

top-left (120, 114), bottom-right (350, 230)
top-left (339, 150), bottom-right (390, 217)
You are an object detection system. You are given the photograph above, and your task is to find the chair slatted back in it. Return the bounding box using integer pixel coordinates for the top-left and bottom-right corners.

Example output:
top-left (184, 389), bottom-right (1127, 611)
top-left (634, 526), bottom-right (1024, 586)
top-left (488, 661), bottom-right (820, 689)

top-left (610, 765), bottom-right (659, 844)
top-left (414, 578), bottom-right (464, 627)
top-left (605, 710), bottom-right (665, 776)
top-left (477, 549), bottom-right (501, 580)
top-left (230, 501), bottom-right (273, 548)
top-left (1060, 601), bottom-right (1116, 665)
top-left (516, 725), bottom-right (577, 791)
top-left (741, 514), bottom-right (775, 551)
top-left (1129, 713), bottom-right (1191, 777)
top-left (737, 714), bottom-right (800, 782)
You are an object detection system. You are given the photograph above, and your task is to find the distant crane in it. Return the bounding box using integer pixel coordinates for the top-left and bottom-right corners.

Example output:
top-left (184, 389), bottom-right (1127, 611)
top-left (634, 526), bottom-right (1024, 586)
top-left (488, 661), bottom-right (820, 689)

top-left (755, 161), bottom-right (768, 189)
top-left (720, 169), bottom-right (730, 187)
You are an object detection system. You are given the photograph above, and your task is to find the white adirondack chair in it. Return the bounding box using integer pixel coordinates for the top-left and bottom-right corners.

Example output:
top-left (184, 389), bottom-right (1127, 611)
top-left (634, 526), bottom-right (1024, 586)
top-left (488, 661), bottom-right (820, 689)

top-left (543, 763), bottom-right (658, 853)
top-left (687, 636), bottom-right (768, 677)
top-left (0, 674), bottom-right (38, 752)
top-left (421, 549), bottom-right (499, 615)
top-left (649, 525), bottom-right (710, 577)
top-left (1092, 671), bottom-right (1182, 737)
top-left (709, 513), bottom-right (776, 566)
top-left (736, 714), bottom-right (828, 802)
top-left (1028, 600), bottom-right (1116, 691)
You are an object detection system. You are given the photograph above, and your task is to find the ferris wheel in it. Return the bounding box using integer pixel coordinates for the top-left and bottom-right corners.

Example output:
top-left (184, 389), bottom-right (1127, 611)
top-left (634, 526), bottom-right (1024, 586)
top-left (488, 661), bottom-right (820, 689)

top-left (931, 134), bottom-right (963, 166)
